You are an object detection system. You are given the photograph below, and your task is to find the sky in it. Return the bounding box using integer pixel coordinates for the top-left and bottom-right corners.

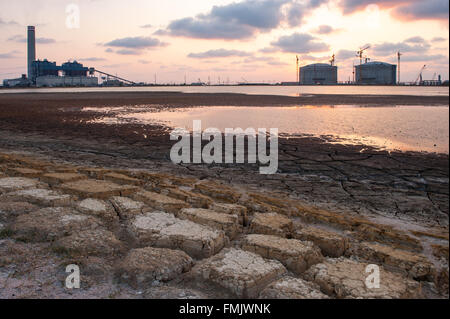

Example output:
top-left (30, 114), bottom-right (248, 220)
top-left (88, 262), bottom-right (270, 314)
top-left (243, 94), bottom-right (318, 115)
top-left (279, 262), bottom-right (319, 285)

top-left (0, 0), bottom-right (448, 84)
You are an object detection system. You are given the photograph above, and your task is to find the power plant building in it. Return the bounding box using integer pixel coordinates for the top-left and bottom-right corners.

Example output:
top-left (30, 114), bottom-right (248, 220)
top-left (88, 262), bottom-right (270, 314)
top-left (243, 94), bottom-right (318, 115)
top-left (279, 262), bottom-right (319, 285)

top-left (3, 26), bottom-right (98, 87)
top-left (300, 63), bottom-right (338, 85)
top-left (27, 26), bottom-right (36, 81)
top-left (31, 59), bottom-right (98, 87)
top-left (36, 75), bottom-right (98, 87)
top-left (355, 61), bottom-right (397, 85)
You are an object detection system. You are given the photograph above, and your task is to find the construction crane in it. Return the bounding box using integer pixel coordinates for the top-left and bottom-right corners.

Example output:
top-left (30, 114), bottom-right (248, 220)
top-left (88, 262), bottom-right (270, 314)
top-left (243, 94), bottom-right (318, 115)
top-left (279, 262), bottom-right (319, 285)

top-left (296, 55), bottom-right (299, 83)
top-left (356, 45), bottom-right (370, 83)
top-left (356, 45), bottom-right (371, 66)
top-left (329, 53), bottom-right (335, 66)
top-left (414, 65), bottom-right (426, 85)
top-left (397, 51), bottom-right (402, 84)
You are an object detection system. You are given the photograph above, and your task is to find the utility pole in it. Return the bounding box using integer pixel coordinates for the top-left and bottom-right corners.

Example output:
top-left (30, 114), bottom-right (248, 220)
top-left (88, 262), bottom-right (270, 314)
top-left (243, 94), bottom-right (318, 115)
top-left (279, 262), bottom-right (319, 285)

top-left (352, 62), bottom-right (355, 83)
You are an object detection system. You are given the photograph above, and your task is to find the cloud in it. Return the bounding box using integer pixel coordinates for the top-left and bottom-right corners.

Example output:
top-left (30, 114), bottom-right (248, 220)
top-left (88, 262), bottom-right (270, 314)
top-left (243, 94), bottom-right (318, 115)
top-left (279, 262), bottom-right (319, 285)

top-left (286, 0), bottom-right (328, 26)
top-left (36, 37), bottom-right (56, 44)
top-left (163, 0), bottom-right (326, 40)
top-left (404, 36), bottom-right (425, 43)
top-left (188, 49), bottom-right (253, 58)
top-left (0, 51), bottom-right (19, 59)
top-left (336, 49), bottom-right (357, 60)
top-left (7, 35), bottom-right (24, 42)
top-left (101, 63), bottom-right (130, 69)
top-left (77, 57), bottom-right (106, 62)
top-left (105, 48), bottom-right (114, 53)
top-left (398, 54), bottom-right (447, 62)
top-left (394, 0), bottom-right (449, 20)
top-left (270, 33), bottom-right (329, 53)
top-left (165, 16), bottom-right (255, 40)
top-left (313, 25), bottom-right (336, 34)
top-left (105, 36), bottom-right (167, 49)
top-left (8, 35), bottom-right (56, 44)
top-left (153, 29), bottom-right (168, 36)
top-left (267, 60), bottom-right (289, 66)
top-left (338, 0), bottom-right (449, 21)
top-left (259, 47), bottom-right (279, 53)
top-left (338, 0), bottom-right (411, 14)
top-left (0, 18), bottom-right (19, 26)
top-left (373, 41), bottom-right (430, 56)
top-left (238, 55), bottom-right (288, 66)
top-left (301, 54), bottom-right (327, 61)
top-left (140, 24), bottom-right (153, 28)
top-left (431, 37), bottom-right (447, 42)
top-left (243, 56), bottom-right (275, 62)
top-left (116, 49), bottom-right (143, 55)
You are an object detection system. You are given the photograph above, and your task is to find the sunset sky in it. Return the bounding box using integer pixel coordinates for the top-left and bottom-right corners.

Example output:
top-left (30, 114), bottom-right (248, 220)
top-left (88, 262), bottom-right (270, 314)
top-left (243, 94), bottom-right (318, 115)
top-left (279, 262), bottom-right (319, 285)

top-left (0, 0), bottom-right (448, 84)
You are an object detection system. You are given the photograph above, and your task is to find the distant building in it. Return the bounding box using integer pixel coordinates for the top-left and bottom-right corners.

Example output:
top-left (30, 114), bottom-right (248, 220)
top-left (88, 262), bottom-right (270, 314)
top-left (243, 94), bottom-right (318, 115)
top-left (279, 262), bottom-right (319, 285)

top-left (300, 63), bottom-right (337, 85)
top-left (102, 79), bottom-right (123, 87)
top-left (3, 74), bottom-right (31, 87)
top-left (35, 75), bottom-right (98, 87)
top-left (25, 26), bottom-right (98, 87)
top-left (31, 59), bottom-right (59, 80)
top-left (355, 61), bottom-right (396, 85)
top-left (30, 59), bottom-right (98, 87)
top-left (27, 26), bottom-right (36, 81)
top-left (61, 61), bottom-right (90, 77)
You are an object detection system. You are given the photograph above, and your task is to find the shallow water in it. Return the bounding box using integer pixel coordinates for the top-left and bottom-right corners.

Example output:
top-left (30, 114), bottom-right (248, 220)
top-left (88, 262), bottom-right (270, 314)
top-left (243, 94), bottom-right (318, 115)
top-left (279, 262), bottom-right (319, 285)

top-left (85, 105), bottom-right (449, 154)
top-left (2, 85), bottom-right (449, 96)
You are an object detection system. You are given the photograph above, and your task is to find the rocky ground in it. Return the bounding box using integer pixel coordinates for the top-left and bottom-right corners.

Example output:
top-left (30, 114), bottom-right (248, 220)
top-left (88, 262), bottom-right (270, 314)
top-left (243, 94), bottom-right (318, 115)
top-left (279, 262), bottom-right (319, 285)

top-left (0, 151), bottom-right (448, 299)
top-left (0, 91), bottom-right (448, 299)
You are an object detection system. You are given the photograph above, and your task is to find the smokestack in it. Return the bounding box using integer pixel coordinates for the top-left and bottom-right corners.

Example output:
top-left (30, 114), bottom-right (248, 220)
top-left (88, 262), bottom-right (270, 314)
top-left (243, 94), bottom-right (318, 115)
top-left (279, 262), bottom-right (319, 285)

top-left (27, 26), bottom-right (36, 80)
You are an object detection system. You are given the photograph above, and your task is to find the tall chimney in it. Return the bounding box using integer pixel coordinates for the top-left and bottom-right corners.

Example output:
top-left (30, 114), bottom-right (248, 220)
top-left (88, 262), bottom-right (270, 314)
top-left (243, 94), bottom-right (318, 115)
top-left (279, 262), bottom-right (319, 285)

top-left (27, 26), bottom-right (36, 80)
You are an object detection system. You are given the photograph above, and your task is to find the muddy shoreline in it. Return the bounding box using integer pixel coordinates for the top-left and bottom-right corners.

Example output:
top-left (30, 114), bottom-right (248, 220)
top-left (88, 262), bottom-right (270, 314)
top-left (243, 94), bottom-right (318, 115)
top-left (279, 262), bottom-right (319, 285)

top-left (0, 91), bottom-right (448, 228)
top-left (0, 91), bottom-right (448, 299)
top-left (0, 91), bottom-right (448, 107)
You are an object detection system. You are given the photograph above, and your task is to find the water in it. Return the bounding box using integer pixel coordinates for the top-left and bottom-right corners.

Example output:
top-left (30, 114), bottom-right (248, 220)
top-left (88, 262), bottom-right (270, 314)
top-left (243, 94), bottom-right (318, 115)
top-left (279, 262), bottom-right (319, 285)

top-left (85, 105), bottom-right (449, 154)
top-left (1, 85), bottom-right (448, 96)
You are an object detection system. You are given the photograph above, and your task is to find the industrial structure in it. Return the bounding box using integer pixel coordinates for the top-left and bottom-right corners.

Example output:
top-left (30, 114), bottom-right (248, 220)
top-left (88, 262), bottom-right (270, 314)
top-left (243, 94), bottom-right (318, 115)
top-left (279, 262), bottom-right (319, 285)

top-left (27, 26), bottom-right (36, 81)
top-left (292, 46), bottom-right (443, 86)
top-left (2, 75), bottom-right (30, 87)
top-left (355, 61), bottom-right (397, 85)
top-left (3, 26), bottom-right (135, 88)
top-left (4, 26), bottom-right (98, 87)
top-left (1, 26), bottom-right (446, 87)
top-left (299, 62), bottom-right (338, 85)
top-left (30, 59), bottom-right (98, 87)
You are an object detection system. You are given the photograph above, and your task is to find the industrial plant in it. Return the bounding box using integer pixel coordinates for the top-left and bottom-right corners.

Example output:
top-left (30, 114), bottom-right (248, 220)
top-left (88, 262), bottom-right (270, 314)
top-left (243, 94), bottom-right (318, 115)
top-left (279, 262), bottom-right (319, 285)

top-left (355, 61), bottom-right (397, 85)
top-left (299, 55), bottom-right (338, 85)
top-left (1, 26), bottom-right (446, 87)
top-left (3, 26), bottom-right (134, 88)
top-left (295, 44), bottom-right (443, 86)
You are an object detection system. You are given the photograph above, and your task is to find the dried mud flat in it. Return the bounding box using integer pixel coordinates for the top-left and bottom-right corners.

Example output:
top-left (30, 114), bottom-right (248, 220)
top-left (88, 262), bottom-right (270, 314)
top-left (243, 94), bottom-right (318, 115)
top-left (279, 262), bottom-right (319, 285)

top-left (0, 91), bottom-right (448, 299)
top-left (0, 151), bottom-right (448, 299)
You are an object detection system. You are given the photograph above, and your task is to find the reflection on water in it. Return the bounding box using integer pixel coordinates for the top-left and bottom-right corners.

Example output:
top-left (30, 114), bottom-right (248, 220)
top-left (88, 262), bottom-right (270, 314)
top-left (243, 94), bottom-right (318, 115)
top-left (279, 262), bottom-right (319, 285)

top-left (85, 105), bottom-right (449, 154)
top-left (2, 85), bottom-right (449, 96)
